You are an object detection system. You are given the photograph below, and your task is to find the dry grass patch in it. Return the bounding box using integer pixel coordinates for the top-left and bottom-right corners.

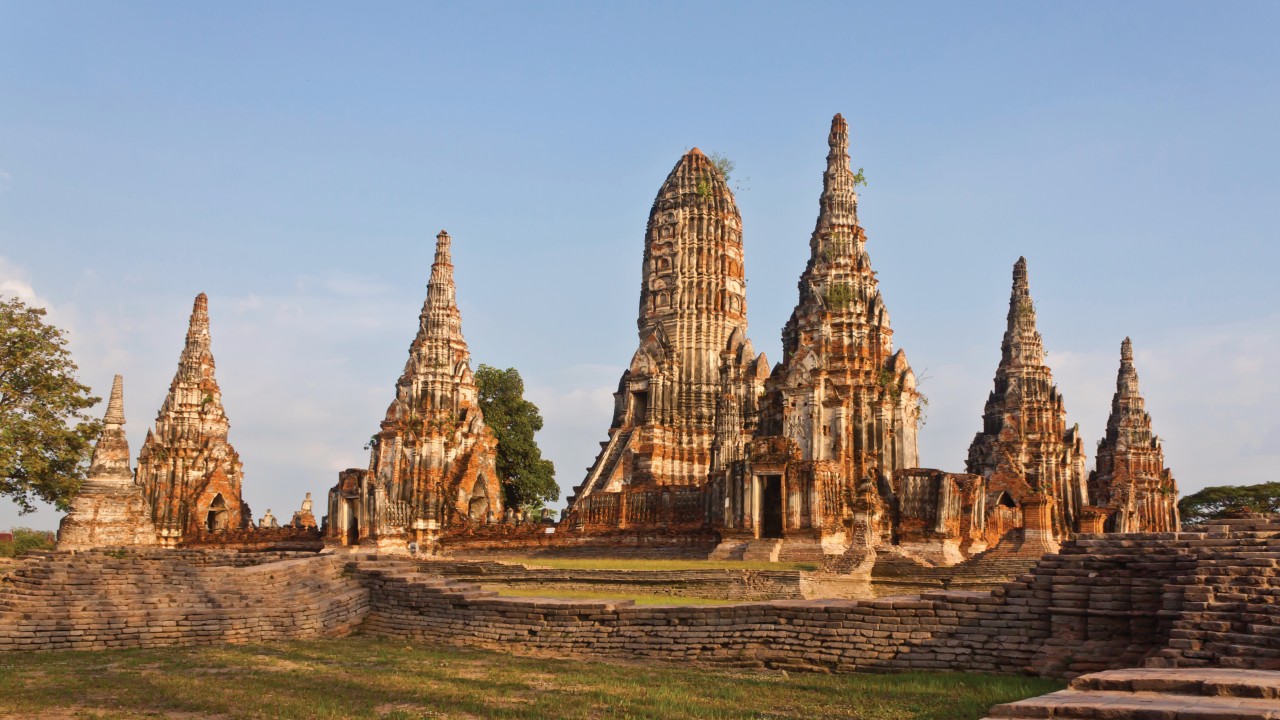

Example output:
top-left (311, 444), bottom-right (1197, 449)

top-left (495, 557), bottom-right (821, 572)
top-left (0, 637), bottom-right (1063, 719)
top-left (489, 586), bottom-right (750, 605)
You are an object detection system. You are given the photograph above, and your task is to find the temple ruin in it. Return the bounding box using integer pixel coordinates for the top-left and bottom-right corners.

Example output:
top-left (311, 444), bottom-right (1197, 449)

top-left (965, 258), bottom-right (1089, 549)
top-left (135, 293), bottom-right (251, 546)
top-left (56, 375), bottom-right (157, 550)
top-left (712, 113), bottom-right (926, 561)
top-left (571, 148), bottom-right (767, 506)
top-left (1087, 338), bottom-right (1180, 532)
top-left (558, 114), bottom-right (1176, 564)
top-left (53, 115), bottom-right (1182, 564)
top-left (325, 230), bottom-right (503, 551)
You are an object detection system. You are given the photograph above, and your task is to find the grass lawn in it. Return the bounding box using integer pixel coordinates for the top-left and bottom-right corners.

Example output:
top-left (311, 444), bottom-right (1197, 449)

top-left (485, 558), bottom-right (821, 572)
top-left (489, 587), bottom-right (748, 605)
top-left (0, 636), bottom-right (1063, 719)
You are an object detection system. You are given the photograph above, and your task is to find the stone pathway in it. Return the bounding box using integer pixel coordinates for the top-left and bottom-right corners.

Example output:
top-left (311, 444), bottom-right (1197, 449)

top-left (983, 668), bottom-right (1280, 719)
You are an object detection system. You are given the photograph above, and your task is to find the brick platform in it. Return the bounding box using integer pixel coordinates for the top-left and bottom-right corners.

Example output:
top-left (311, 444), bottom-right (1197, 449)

top-left (983, 668), bottom-right (1280, 719)
top-left (1, 518), bottom-right (1276, 681)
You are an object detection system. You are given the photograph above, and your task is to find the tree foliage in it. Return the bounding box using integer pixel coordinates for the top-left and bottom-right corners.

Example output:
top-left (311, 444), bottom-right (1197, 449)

top-left (1178, 482), bottom-right (1280, 525)
top-left (475, 364), bottom-right (557, 510)
top-left (0, 296), bottom-right (101, 513)
top-left (0, 527), bottom-right (56, 557)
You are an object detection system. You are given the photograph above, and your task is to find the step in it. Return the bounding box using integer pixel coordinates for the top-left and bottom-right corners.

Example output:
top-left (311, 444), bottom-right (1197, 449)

top-left (985, 689), bottom-right (1280, 719)
top-left (1071, 668), bottom-right (1280, 699)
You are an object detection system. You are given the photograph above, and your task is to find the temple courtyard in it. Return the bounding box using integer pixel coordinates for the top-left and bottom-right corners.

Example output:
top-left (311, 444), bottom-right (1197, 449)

top-left (0, 637), bottom-right (1063, 720)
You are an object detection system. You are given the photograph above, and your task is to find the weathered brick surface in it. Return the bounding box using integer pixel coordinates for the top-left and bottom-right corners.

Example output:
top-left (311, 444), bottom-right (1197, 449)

top-left (0, 550), bottom-right (366, 652)
top-left (2, 520), bottom-right (1275, 679)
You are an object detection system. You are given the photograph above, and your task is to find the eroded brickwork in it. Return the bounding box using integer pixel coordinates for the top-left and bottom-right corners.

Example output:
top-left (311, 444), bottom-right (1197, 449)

top-left (713, 115), bottom-right (925, 558)
top-left (326, 231), bottom-right (502, 552)
top-left (136, 294), bottom-right (250, 546)
top-left (1088, 338), bottom-right (1180, 533)
top-left (7, 518), bottom-right (1275, 675)
top-left (967, 259), bottom-right (1089, 544)
top-left (570, 149), bottom-right (767, 517)
top-left (57, 376), bottom-right (157, 550)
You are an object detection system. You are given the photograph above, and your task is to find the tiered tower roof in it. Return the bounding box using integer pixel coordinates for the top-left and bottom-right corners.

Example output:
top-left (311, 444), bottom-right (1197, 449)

top-left (1090, 337), bottom-right (1179, 532)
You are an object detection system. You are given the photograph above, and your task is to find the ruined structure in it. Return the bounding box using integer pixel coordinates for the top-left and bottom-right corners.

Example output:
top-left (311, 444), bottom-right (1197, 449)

top-left (569, 148), bottom-right (767, 525)
top-left (966, 259), bottom-right (1088, 546)
top-left (1088, 338), bottom-right (1180, 532)
top-left (136, 294), bottom-right (251, 546)
top-left (326, 231), bottom-right (502, 551)
top-left (713, 114), bottom-right (926, 559)
top-left (56, 375), bottom-right (158, 550)
top-left (555, 115), bottom-right (1162, 564)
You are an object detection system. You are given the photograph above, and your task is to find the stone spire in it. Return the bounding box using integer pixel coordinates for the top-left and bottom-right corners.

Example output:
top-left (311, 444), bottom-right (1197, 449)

top-left (135, 293), bottom-right (249, 545)
top-left (814, 112), bottom-right (858, 239)
top-left (1089, 338), bottom-right (1180, 532)
top-left (967, 258), bottom-right (1088, 541)
top-left (574, 146), bottom-right (766, 505)
top-left (333, 230), bottom-right (502, 550)
top-left (752, 114), bottom-right (920, 484)
top-left (102, 374), bottom-right (125, 426)
top-left (57, 375), bottom-right (157, 550)
top-left (406, 230), bottom-right (470, 384)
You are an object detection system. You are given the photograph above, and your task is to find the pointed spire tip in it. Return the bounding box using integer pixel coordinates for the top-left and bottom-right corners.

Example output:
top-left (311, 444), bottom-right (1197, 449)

top-left (103, 374), bottom-right (125, 426)
top-left (194, 293), bottom-right (208, 312)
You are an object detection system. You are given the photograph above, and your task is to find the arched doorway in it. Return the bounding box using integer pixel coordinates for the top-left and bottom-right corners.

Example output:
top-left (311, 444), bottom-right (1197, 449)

top-left (468, 477), bottom-right (489, 522)
top-left (205, 494), bottom-right (228, 532)
top-left (344, 499), bottom-right (359, 545)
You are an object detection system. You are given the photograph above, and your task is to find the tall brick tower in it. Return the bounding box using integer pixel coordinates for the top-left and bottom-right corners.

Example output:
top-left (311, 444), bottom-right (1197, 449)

top-left (967, 259), bottom-right (1088, 541)
top-left (762, 113), bottom-right (921, 478)
top-left (572, 148), bottom-right (767, 508)
top-left (327, 231), bottom-right (502, 550)
top-left (1089, 337), bottom-right (1180, 532)
top-left (136, 293), bottom-right (250, 546)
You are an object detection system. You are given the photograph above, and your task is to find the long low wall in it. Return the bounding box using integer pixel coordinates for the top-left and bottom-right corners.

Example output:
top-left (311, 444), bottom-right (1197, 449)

top-left (359, 571), bottom-right (1046, 674)
top-left (416, 559), bottom-right (809, 600)
top-left (0, 551), bottom-right (367, 652)
top-left (1, 518), bottom-right (1276, 678)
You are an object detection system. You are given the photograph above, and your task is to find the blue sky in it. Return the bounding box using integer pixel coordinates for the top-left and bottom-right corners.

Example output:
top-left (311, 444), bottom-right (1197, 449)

top-left (2, 2), bottom-right (1277, 530)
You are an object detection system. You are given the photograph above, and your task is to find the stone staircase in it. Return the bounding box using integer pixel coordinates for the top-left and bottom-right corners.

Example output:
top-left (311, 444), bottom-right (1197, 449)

top-left (573, 428), bottom-right (634, 504)
top-left (741, 539), bottom-right (782, 562)
top-left (943, 532), bottom-right (1047, 586)
top-left (983, 668), bottom-right (1280, 719)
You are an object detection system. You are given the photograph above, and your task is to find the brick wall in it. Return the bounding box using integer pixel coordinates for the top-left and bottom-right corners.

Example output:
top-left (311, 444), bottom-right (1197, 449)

top-left (0, 550), bottom-right (366, 652)
top-left (1, 518), bottom-right (1275, 677)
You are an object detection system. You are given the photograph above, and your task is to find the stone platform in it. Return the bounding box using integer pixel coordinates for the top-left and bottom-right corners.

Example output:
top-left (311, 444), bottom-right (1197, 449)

top-left (1, 518), bottom-right (1276, 681)
top-left (983, 668), bottom-right (1280, 719)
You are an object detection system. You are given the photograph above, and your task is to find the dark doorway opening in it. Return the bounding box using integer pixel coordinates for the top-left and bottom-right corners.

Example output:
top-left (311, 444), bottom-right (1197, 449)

top-left (631, 390), bottom-right (649, 423)
top-left (345, 500), bottom-right (359, 545)
top-left (205, 494), bottom-right (228, 532)
top-left (761, 475), bottom-right (783, 538)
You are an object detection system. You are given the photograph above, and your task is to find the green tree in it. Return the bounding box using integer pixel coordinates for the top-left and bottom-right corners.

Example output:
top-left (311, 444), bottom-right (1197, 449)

top-left (1178, 481), bottom-right (1280, 525)
top-left (0, 296), bottom-right (101, 513)
top-left (475, 364), bottom-right (558, 510)
top-left (0, 527), bottom-right (56, 558)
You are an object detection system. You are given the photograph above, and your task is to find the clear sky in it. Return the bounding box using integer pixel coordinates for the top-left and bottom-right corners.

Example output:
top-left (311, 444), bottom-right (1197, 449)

top-left (2, 2), bottom-right (1277, 531)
